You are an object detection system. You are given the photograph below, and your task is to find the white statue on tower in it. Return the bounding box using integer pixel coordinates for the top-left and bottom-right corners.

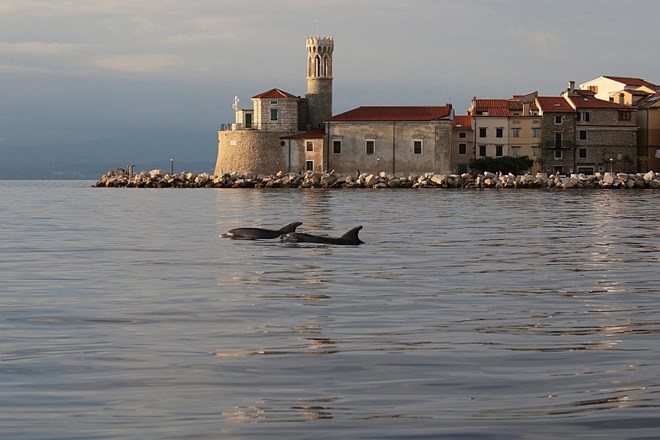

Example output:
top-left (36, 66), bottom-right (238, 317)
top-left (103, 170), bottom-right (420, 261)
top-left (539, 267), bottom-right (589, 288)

top-left (232, 96), bottom-right (239, 112)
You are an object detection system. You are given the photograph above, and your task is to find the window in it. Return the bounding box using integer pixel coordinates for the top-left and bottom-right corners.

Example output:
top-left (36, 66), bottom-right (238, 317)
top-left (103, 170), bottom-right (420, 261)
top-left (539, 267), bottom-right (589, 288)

top-left (479, 127), bottom-right (487, 138)
top-left (305, 160), bottom-right (314, 171)
top-left (270, 108), bottom-right (278, 121)
top-left (579, 130), bottom-right (587, 140)
top-left (578, 147), bottom-right (587, 158)
top-left (532, 128), bottom-right (541, 138)
top-left (496, 128), bottom-right (503, 138)
top-left (512, 128), bottom-right (520, 138)
top-left (511, 146), bottom-right (521, 157)
top-left (554, 149), bottom-right (563, 159)
top-left (532, 147), bottom-right (541, 157)
top-left (496, 145), bottom-right (503, 157)
top-left (554, 115), bottom-right (562, 125)
top-left (306, 141), bottom-right (314, 152)
top-left (577, 112), bottom-right (590, 122)
top-left (458, 143), bottom-right (467, 155)
top-left (270, 100), bottom-right (278, 105)
top-left (577, 166), bottom-right (594, 174)
top-left (459, 132), bottom-right (467, 139)
top-left (413, 140), bottom-right (423, 155)
top-left (332, 139), bottom-right (342, 154)
top-left (618, 111), bottom-right (632, 121)
top-left (365, 139), bottom-right (375, 155)
top-left (479, 145), bottom-right (487, 157)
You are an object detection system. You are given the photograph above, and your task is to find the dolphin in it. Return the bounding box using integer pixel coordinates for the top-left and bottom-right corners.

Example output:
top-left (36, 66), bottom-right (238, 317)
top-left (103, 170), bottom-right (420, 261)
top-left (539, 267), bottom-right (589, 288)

top-left (221, 222), bottom-right (303, 240)
top-left (280, 226), bottom-right (364, 245)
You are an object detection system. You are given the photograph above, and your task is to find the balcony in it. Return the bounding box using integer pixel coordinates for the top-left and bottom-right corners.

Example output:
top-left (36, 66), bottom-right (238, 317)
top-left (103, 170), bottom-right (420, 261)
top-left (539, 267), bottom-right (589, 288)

top-left (544, 140), bottom-right (573, 149)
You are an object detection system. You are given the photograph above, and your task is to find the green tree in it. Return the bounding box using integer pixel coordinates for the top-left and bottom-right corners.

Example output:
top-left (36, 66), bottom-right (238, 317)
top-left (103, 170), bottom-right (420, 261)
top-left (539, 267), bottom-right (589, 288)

top-left (469, 156), bottom-right (534, 175)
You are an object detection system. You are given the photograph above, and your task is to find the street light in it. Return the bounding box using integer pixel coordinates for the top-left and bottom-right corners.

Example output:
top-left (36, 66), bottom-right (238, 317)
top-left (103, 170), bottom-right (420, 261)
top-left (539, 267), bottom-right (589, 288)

top-left (170, 158), bottom-right (174, 174)
top-left (376, 157), bottom-right (381, 174)
top-left (609, 158), bottom-right (613, 173)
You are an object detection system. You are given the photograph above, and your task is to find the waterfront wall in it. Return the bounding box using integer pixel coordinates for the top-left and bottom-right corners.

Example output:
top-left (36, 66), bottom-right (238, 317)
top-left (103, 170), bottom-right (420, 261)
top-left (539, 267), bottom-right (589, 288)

top-left (214, 130), bottom-right (290, 176)
top-left (94, 168), bottom-right (660, 190)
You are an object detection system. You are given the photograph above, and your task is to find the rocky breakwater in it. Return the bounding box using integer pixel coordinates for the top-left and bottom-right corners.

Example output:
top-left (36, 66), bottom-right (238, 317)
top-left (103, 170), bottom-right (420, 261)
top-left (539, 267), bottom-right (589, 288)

top-left (94, 168), bottom-right (660, 190)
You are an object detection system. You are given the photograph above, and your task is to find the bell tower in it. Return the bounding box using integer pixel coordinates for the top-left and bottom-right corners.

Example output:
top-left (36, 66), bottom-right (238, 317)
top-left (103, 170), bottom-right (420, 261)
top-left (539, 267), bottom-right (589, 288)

top-left (306, 36), bottom-right (334, 129)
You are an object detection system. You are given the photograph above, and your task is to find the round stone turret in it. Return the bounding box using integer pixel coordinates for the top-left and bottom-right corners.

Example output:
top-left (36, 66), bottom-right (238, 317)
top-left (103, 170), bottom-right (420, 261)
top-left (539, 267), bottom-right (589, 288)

top-left (306, 36), bottom-right (334, 129)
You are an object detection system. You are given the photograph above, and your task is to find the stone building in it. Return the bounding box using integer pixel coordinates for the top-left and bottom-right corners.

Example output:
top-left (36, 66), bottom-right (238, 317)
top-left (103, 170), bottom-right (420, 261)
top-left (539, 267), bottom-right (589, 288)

top-left (635, 92), bottom-right (660, 171)
top-left (535, 95), bottom-right (576, 174)
top-left (451, 115), bottom-right (473, 173)
top-left (466, 93), bottom-right (542, 173)
top-left (579, 75), bottom-right (659, 172)
top-left (214, 36), bottom-right (334, 176)
top-left (324, 106), bottom-right (454, 175)
top-left (536, 81), bottom-right (638, 175)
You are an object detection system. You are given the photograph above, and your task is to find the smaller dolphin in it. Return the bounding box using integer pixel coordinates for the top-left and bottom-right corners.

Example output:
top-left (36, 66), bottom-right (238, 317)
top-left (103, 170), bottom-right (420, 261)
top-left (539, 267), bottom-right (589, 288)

top-left (280, 226), bottom-right (364, 245)
top-left (221, 222), bottom-right (303, 240)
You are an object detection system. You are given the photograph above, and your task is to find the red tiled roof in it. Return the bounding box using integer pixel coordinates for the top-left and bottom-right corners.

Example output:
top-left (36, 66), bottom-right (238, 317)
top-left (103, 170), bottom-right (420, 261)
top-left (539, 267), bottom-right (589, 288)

top-left (327, 105), bottom-right (452, 122)
top-left (535, 96), bottom-right (574, 113)
top-left (472, 99), bottom-right (510, 116)
top-left (603, 76), bottom-right (657, 89)
top-left (281, 128), bottom-right (325, 139)
top-left (567, 91), bottom-right (633, 109)
top-left (453, 115), bottom-right (472, 130)
top-left (252, 88), bottom-right (298, 99)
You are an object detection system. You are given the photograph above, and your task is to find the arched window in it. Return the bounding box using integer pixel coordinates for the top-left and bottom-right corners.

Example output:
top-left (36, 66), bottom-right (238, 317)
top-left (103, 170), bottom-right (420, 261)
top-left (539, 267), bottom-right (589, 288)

top-left (315, 54), bottom-right (322, 77)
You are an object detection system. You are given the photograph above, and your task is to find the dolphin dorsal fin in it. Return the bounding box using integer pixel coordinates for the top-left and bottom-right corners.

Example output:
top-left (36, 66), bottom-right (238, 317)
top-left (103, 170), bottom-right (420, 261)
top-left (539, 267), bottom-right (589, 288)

top-left (340, 225), bottom-right (363, 241)
top-left (278, 222), bottom-right (303, 234)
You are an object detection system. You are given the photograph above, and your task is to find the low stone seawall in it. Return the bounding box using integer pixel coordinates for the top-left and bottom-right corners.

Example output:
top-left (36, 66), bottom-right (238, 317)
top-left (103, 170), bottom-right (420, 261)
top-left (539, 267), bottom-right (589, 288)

top-left (94, 168), bottom-right (660, 190)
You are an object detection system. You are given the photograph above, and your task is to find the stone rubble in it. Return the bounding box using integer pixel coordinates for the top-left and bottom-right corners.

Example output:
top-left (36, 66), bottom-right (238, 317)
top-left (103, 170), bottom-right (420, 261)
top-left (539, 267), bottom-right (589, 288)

top-left (94, 168), bottom-right (660, 190)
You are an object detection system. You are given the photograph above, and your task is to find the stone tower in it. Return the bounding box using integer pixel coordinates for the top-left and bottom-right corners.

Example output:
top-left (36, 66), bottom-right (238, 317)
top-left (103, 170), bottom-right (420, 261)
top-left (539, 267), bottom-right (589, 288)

top-left (306, 36), bottom-right (334, 129)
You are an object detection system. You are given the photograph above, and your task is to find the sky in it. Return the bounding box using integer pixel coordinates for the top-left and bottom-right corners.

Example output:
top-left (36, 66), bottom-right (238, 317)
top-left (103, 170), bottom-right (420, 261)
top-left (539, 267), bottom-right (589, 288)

top-left (1, 0), bottom-right (658, 178)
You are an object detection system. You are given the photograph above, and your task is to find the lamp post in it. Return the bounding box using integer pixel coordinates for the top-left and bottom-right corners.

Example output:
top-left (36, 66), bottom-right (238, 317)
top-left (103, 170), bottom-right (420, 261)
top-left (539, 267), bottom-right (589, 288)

top-left (170, 158), bottom-right (174, 175)
top-left (376, 157), bottom-right (381, 174)
top-left (609, 158), bottom-right (613, 173)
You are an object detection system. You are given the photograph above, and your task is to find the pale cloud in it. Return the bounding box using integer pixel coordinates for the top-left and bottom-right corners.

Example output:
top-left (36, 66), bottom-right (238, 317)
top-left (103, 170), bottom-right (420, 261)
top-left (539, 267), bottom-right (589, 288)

top-left (130, 16), bottom-right (156, 35)
top-left (94, 54), bottom-right (181, 73)
top-left (0, 42), bottom-right (80, 55)
top-left (508, 27), bottom-right (559, 50)
top-left (0, 63), bottom-right (54, 74)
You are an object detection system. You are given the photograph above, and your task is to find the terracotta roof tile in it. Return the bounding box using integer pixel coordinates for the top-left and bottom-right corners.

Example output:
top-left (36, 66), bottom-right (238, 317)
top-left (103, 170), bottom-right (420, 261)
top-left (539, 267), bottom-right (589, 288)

top-left (603, 76), bottom-right (657, 89)
top-left (453, 115), bottom-right (472, 130)
top-left (327, 105), bottom-right (452, 122)
top-left (535, 96), bottom-right (574, 113)
top-left (281, 128), bottom-right (325, 139)
top-left (252, 88), bottom-right (299, 99)
top-left (635, 92), bottom-right (660, 109)
top-left (567, 91), bottom-right (633, 109)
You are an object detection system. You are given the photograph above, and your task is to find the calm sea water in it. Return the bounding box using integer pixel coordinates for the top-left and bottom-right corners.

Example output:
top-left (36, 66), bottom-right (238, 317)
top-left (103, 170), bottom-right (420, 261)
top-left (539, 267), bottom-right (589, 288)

top-left (1, 181), bottom-right (659, 439)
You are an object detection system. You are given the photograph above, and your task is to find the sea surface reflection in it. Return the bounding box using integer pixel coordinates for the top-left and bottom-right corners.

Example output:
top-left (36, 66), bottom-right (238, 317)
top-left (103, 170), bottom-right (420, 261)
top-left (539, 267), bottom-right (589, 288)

top-left (0, 182), bottom-right (658, 439)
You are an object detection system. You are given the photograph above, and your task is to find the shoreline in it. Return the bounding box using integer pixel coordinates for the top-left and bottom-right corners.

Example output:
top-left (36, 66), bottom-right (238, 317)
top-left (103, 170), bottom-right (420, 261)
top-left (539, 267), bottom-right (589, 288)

top-left (93, 168), bottom-right (660, 190)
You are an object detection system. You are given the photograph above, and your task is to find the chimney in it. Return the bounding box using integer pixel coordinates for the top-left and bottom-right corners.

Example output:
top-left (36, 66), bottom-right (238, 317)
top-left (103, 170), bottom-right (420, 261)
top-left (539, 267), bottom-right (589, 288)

top-left (618, 93), bottom-right (625, 105)
top-left (568, 80), bottom-right (575, 93)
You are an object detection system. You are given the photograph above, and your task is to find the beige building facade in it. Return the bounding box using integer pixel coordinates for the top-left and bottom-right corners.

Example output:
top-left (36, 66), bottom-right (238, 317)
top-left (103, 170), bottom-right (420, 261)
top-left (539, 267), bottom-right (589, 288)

top-left (325, 106), bottom-right (453, 175)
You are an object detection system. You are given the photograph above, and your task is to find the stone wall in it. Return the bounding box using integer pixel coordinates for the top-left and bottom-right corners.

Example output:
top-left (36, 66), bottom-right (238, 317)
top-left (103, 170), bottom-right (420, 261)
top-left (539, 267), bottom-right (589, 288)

top-left (214, 129), bottom-right (290, 176)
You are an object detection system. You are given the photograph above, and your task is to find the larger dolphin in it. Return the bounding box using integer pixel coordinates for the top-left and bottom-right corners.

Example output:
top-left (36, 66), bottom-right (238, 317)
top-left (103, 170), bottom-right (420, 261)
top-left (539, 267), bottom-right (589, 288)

top-left (221, 222), bottom-right (303, 240)
top-left (280, 226), bottom-right (364, 246)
